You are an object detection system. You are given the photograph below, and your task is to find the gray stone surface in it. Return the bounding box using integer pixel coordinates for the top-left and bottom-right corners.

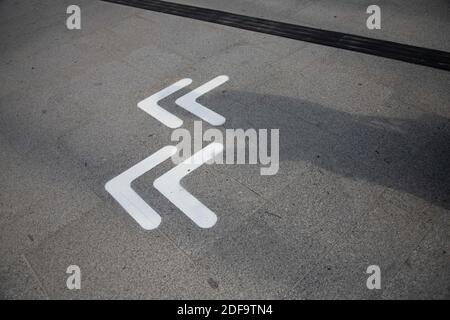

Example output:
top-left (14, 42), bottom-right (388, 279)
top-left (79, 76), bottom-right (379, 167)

top-left (0, 1), bottom-right (139, 98)
top-left (0, 256), bottom-right (47, 300)
top-left (134, 164), bottom-right (264, 258)
top-left (1, 0), bottom-right (449, 299)
top-left (382, 205), bottom-right (450, 299)
top-left (287, 199), bottom-right (434, 299)
top-left (174, 0), bottom-right (450, 51)
top-left (194, 216), bottom-right (328, 299)
top-left (25, 205), bottom-right (225, 299)
top-left (0, 139), bottom-right (101, 267)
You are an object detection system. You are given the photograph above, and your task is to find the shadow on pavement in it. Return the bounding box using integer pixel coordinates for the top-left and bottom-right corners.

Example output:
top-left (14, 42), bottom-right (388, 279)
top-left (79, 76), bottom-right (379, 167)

top-left (211, 90), bottom-right (450, 210)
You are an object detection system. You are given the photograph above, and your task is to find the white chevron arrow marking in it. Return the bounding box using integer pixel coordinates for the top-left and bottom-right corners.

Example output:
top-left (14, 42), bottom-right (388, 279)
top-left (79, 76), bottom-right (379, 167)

top-left (105, 146), bottom-right (177, 230)
top-left (107, 76), bottom-right (228, 230)
top-left (176, 75), bottom-right (228, 126)
top-left (154, 142), bottom-right (224, 228)
top-left (137, 78), bottom-right (192, 129)
top-left (137, 75), bottom-right (228, 128)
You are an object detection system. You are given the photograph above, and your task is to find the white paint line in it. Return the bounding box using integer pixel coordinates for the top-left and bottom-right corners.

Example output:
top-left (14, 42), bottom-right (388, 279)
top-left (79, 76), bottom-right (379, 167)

top-left (137, 78), bottom-right (192, 129)
top-left (105, 146), bottom-right (177, 230)
top-left (175, 75), bottom-right (228, 126)
top-left (154, 143), bottom-right (224, 228)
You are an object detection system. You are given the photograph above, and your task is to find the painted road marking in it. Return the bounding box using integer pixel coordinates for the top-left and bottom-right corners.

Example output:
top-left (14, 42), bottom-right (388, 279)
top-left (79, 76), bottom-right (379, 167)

top-left (105, 146), bottom-right (177, 230)
top-left (176, 75), bottom-right (228, 126)
top-left (154, 142), bottom-right (224, 228)
top-left (138, 76), bottom-right (228, 129)
top-left (137, 78), bottom-right (192, 129)
top-left (107, 76), bottom-right (228, 230)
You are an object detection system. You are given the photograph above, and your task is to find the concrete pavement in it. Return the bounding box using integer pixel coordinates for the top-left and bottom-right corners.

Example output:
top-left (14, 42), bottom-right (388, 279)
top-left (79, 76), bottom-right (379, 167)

top-left (0, 0), bottom-right (449, 299)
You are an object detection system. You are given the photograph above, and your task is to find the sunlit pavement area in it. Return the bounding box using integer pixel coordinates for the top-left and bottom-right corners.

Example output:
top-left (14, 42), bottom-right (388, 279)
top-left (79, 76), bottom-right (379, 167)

top-left (0, 0), bottom-right (449, 299)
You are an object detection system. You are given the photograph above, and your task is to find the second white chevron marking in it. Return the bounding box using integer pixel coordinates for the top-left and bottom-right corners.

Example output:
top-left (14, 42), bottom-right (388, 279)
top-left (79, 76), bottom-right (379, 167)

top-left (105, 146), bottom-right (177, 230)
top-left (137, 78), bottom-right (192, 129)
top-left (176, 75), bottom-right (228, 126)
top-left (154, 142), bottom-right (224, 228)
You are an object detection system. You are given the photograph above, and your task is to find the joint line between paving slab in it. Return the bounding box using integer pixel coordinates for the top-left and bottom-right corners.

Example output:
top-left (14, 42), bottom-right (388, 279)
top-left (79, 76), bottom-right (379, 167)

top-left (21, 254), bottom-right (50, 300)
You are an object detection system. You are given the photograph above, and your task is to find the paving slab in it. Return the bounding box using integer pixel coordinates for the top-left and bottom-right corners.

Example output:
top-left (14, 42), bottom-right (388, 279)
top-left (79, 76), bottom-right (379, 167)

top-left (172, 0), bottom-right (450, 51)
top-left (0, 255), bottom-right (47, 300)
top-left (135, 164), bottom-right (265, 258)
top-left (115, 12), bottom-right (249, 64)
top-left (1, 59), bottom-right (151, 155)
top-left (256, 165), bottom-right (385, 242)
top-left (193, 216), bottom-right (331, 299)
top-left (381, 0), bottom-right (450, 51)
top-left (0, 135), bottom-right (46, 225)
top-left (25, 205), bottom-right (226, 299)
top-left (313, 49), bottom-right (450, 119)
top-left (382, 205), bottom-right (450, 299)
top-left (1, 0), bottom-right (449, 299)
top-left (287, 198), bottom-right (433, 299)
top-left (0, 0), bottom-right (139, 98)
top-left (0, 141), bottom-right (101, 267)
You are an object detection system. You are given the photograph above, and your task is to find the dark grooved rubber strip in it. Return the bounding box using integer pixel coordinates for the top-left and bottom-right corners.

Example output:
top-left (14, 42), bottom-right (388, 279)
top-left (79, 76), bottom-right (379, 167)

top-left (102, 0), bottom-right (450, 71)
